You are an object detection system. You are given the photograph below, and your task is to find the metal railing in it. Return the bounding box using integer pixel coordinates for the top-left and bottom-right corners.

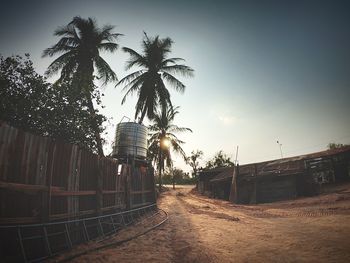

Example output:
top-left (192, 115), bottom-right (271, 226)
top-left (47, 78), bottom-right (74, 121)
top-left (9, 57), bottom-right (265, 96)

top-left (0, 204), bottom-right (157, 262)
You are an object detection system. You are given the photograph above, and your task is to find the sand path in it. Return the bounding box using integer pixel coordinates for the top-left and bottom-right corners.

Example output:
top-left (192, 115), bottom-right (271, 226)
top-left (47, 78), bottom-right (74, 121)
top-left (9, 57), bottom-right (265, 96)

top-left (70, 185), bottom-right (350, 263)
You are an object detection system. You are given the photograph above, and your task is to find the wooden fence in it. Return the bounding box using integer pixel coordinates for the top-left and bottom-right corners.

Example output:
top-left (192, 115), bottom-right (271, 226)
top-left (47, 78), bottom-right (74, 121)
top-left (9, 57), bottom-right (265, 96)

top-left (0, 121), bottom-right (155, 225)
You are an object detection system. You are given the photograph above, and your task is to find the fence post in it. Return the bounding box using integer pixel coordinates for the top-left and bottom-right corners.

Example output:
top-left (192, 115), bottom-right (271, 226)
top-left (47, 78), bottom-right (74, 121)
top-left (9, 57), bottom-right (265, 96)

top-left (96, 156), bottom-right (103, 215)
top-left (125, 158), bottom-right (134, 210)
top-left (42, 142), bottom-right (55, 223)
top-left (148, 166), bottom-right (156, 203)
top-left (141, 165), bottom-right (146, 204)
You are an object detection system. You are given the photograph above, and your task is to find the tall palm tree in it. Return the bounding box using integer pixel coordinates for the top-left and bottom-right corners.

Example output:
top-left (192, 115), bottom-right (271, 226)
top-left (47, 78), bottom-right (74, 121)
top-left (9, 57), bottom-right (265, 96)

top-left (117, 33), bottom-right (194, 124)
top-left (148, 106), bottom-right (192, 191)
top-left (43, 16), bottom-right (121, 156)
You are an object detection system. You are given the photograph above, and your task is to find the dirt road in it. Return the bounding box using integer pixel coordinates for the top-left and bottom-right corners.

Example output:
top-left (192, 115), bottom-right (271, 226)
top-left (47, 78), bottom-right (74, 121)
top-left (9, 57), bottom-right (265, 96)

top-left (70, 185), bottom-right (350, 263)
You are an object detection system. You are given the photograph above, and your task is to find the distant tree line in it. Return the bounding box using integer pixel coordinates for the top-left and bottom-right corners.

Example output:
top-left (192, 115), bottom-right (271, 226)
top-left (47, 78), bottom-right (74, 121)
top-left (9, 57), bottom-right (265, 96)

top-left (328, 143), bottom-right (349, 150)
top-left (155, 168), bottom-right (196, 186)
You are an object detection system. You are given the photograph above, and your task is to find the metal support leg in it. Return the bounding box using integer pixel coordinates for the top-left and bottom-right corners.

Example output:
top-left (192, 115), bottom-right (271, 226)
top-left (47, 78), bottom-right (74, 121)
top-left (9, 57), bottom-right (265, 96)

top-left (64, 223), bottom-right (72, 249)
top-left (130, 212), bottom-right (134, 223)
top-left (82, 220), bottom-right (90, 241)
top-left (137, 209), bottom-right (141, 220)
top-left (43, 226), bottom-right (52, 256)
top-left (17, 228), bottom-right (27, 263)
top-left (98, 218), bottom-right (104, 237)
top-left (121, 214), bottom-right (126, 226)
top-left (110, 216), bottom-right (116, 233)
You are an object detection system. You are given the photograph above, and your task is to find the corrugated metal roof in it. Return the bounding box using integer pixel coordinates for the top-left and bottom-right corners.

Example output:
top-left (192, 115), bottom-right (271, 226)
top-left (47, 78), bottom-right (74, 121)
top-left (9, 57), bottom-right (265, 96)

top-left (208, 146), bottom-right (350, 183)
top-left (198, 166), bottom-right (230, 178)
top-left (210, 167), bottom-right (234, 183)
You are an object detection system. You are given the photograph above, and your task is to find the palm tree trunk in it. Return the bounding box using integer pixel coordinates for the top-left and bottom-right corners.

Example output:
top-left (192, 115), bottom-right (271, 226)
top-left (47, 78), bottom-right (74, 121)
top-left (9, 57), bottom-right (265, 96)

top-left (82, 63), bottom-right (104, 157)
top-left (87, 96), bottom-right (104, 156)
top-left (158, 149), bottom-right (162, 192)
top-left (138, 107), bottom-right (147, 124)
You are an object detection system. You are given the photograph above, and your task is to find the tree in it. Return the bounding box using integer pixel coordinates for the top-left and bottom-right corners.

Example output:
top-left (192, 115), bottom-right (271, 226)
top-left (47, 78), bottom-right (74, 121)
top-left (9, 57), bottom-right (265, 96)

top-left (205, 150), bottom-right (234, 169)
top-left (117, 33), bottom-right (194, 123)
top-left (172, 168), bottom-right (185, 189)
top-left (0, 54), bottom-right (105, 152)
top-left (148, 106), bottom-right (192, 191)
top-left (0, 54), bottom-right (49, 131)
top-left (43, 16), bottom-right (121, 156)
top-left (186, 150), bottom-right (203, 178)
top-left (327, 143), bottom-right (349, 150)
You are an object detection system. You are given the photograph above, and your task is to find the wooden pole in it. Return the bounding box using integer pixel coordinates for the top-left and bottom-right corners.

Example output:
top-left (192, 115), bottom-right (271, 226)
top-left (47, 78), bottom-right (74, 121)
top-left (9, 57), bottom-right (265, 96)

top-left (229, 164), bottom-right (239, 203)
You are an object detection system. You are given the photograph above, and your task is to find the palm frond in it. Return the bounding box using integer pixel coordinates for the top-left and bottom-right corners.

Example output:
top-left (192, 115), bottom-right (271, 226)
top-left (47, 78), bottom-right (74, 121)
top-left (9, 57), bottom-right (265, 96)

top-left (168, 126), bottom-right (193, 133)
top-left (121, 79), bottom-right (144, 104)
top-left (122, 47), bottom-right (147, 70)
top-left (155, 80), bottom-right (172, 112)
top-left (161, 57), bottom-right (185, 67)
top-left (98, 42), bottom-right (119, 53)
top-left (116, 70), bottom-right (144, 88)
top-left (42, 37), bottom-right (78, 57)
top-left (161, 72), bottom-right (185, 93)
top-left (161, 64), bottom-right (194, 77)
top-left (94, 56), bottom-right (117, 85)
top-left (45, 51), bottom-right (77, 77)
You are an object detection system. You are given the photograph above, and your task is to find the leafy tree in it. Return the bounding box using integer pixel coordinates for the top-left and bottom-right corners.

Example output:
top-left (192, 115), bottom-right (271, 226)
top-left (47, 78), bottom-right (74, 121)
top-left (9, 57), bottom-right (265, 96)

top-left (205, 150), bottom-right (234, 169)
top-left (0, 54), bottom-right (105, 151)
top-left (172, 168), bottom-right (185, 189)
top-left (118, 33), bottom-right (194, 123)
top-left (43, 16), bottom-right (121, 156)
top-left (327, 142), bottom-right (349, 150)
top-left (0, 54), bottom-right (49, 130)
top-left (148, 106), bottom-right (192, 191)
top-left (186, 150), bottom-right (203, 178)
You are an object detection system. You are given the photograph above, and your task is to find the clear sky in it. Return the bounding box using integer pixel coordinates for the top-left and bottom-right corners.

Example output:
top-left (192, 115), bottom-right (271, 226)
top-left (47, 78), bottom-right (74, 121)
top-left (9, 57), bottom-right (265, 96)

top-left (1, 0), bottom-right (350, 172)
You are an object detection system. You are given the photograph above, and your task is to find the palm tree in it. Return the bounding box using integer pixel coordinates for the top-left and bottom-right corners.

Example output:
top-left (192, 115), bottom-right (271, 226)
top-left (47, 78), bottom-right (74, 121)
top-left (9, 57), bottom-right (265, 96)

top-left (117, 33), bottom-right (194, 124)
top-left (148, 106), bottom-right (192, 191)
top-left (43, 16), bottom-right (121, 156)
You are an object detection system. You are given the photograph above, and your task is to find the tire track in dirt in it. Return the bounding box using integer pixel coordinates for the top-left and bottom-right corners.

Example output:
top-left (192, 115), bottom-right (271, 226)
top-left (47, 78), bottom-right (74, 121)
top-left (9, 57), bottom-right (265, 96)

top-left (187, 190), bottom-right (350, 219)
top-left (161, 190), bottom-right (218, 263)
top-left (176, 194), bottom-right (240, 222)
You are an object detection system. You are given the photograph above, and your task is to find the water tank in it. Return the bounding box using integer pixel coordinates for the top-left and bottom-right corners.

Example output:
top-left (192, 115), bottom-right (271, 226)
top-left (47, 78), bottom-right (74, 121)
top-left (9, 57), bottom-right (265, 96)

top-left (112, 122), bottom-right (148, 159)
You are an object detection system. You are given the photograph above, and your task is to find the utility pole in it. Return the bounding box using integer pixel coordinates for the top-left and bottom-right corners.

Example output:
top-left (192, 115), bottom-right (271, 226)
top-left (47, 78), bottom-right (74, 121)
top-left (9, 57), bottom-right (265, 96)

top-left (277, 140), bottom-right (283, 158)
top-left (234, 145), bottom-right (239, 165)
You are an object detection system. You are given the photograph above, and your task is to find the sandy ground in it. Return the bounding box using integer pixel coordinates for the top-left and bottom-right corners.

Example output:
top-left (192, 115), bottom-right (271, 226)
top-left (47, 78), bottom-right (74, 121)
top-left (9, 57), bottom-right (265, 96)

top-left (64, 184), bottom-right (350, 263)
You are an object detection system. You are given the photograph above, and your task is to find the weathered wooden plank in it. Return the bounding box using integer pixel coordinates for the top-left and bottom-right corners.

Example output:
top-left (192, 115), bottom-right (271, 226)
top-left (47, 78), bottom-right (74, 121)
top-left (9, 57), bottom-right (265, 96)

top-left (0, 124), bottom-right (13, 181)
top-left (131, 190), bottom-right (153, 194)
top-left (0, 181), bottom-right (64, 193)
top-left (49, 209), bottom-right (96, 220)
top-left (35, 136), bottom-right (49, 185)
top-left (67, 145), bottom-right (77, 217)
top-left (0, 216), bottom-right (40, 225)
top-left (101, 204), bottom-right (124, 211)
top-left (51, 190), bottom-right (96, 196)
top-left (131, 202), bottom-right (153, 209)
top-left (103, 190), bottom-right (125, 194)
top-left (44, 142), bottom-right (56, 222)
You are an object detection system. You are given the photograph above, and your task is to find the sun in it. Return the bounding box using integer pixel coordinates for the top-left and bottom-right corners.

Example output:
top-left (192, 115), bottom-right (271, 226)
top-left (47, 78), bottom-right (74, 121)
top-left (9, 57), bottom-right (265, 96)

top-left (161, 138), bottom-right (170, 149)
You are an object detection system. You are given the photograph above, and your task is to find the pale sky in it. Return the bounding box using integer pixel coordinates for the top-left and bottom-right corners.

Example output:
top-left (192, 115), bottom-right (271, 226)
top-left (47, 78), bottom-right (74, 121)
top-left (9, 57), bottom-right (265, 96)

top-left (1, 0), bottom-right (350, 172)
